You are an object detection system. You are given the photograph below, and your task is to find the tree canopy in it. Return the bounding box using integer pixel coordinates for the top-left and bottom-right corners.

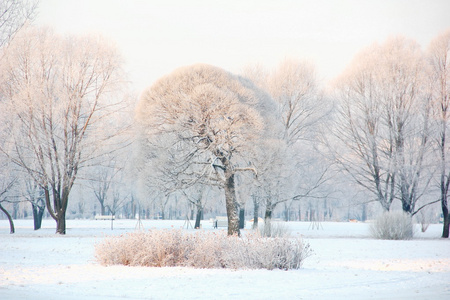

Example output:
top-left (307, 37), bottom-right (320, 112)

top-left (136, 63), bottom-right (276, 235)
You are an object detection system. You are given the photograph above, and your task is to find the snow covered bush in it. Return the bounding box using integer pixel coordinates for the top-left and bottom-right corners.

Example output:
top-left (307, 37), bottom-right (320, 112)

top-left (370, 211), bottom-right (414, 240)
top-left (95, 229), bottom-right (311, 270)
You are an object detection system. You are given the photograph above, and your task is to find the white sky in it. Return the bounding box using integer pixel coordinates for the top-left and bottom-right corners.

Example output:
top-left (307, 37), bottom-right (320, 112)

top-left (36, 0), bottom-right (450, 94)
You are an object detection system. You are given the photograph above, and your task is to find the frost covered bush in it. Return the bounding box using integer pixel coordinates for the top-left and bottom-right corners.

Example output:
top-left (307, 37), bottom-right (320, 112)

top-left (370, 211), bottom-right (414, 240)
top-left (95, 229), bottom-right (311, 270)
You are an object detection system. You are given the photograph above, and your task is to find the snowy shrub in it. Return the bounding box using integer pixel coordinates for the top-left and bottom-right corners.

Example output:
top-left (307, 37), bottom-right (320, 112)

top-left (95, 229), bottom-right (311, 270)
top-left (259, 221), bottom-right (290, 237)
top-left (370, 211), bottom-right (414, 240)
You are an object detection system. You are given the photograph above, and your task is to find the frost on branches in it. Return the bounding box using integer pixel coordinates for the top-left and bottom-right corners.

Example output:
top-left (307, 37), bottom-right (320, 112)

top-left (136, 64), bottom-right (276, 236)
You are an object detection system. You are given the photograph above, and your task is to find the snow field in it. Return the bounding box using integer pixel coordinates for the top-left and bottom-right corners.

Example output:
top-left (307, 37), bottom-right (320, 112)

top-left (1, 219), bottom-right (449, 299)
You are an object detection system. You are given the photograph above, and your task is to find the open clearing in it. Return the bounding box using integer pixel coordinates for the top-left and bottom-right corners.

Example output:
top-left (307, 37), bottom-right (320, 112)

top-left (1, 219), bottom-right (449, 299)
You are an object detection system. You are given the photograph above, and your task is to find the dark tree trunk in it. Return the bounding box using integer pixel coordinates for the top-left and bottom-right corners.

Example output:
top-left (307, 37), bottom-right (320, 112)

top-left (442, 199), bottom-right (449, 238)
top-left (401, 197), bottom-right (412, 215)
top-left (239, 207), bottom-right (245, 229)
top-left (32, 201), bottom-right (45, 230)
top-left (441, 172), bottom-right (449, 238)
top-left (252, 196), bottom-right (259, 230)
top-left (0, 203), bottom-right (15, 234)
top-left (44, 187), bottom-right (68, 234)
top-left (194, 206), bottom-right (202, 229)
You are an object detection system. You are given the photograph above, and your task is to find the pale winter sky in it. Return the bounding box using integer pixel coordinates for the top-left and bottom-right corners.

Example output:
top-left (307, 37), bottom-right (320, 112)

top-left (36, 0), bottom-right (450, 94)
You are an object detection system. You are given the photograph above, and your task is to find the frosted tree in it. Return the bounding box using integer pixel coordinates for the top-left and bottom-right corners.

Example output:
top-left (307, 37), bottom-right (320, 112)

top-left (0, 0), bottom-right (37, 48)
top-left (243, 59), bottom-right (330, 231)
top-left (429, 29), bottom-right (450, 238)
top-left (136, 64), bottom-right (276, 235)
top-left (254, 140), bottom-right (292, 235)
top-left (0, 26), bottom-right (126, 234)
top-left (87, 95), bottom-right (135, 218)
top-left (333, 37), bottom-right (433, 214)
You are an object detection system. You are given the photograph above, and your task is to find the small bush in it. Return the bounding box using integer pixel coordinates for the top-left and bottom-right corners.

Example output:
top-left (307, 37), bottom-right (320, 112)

top-left (370, 211), bottom-right (414, 240)
top-left (95, 229), bottom-right (311, 270)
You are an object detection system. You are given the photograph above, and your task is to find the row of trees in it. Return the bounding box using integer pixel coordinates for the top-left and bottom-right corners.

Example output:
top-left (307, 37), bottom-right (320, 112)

top-left (0, 1), bottom-right (448, 238)
top-left (330, 33), bottom-right (450, 237)
top-left (136, 31), bottom-right (450, 237)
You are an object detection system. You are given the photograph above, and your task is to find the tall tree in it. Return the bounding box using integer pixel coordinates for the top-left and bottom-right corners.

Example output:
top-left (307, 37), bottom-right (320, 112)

top-left (243, 59), bottom-right (330, 232)
top-left (429, 29), bottom-right (450, 238)
top-left (136, 64), bottom-right (276, 236)
top-left (0, 26), bottom-right (126, 234)
top-left (333, 37), bottom-right (433, 214)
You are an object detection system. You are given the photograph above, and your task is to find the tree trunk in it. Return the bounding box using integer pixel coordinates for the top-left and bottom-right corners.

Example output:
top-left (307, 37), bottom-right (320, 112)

top-left (32, 202), bottom-right (45, 230)
top-left (442, 197), bottom-right (449, 238)
top-left (401, 194), bottom-right (412, 215)
top-left (44, 188), bottom-right (68, 234)
top-left (239, 207), bottom-right (245, 229)
top-left (264, 206), bottom-right (273, 237)
top-left (252, 196), bottom-right (259, 230)
top-left (224, 169), bottom-right (240, 236)
top-left (0, 203), bottom-right (15, 234)
top-left (100, 201), bottom-right (106, 216)
top-left (56, 210), bottom-right (66, 234)
top-left (361, 203), bottom-right (367, 222)
top-left (190, 206), bottom-right (194, 221)
top-left (194, 206), bottom-right (202, 229)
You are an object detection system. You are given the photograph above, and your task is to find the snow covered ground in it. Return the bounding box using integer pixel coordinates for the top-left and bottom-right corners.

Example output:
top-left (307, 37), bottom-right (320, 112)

top-left (1, 219), bottom-right (449, 299)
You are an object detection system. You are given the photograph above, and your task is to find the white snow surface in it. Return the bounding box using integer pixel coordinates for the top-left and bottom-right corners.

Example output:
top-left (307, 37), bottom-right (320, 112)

top-left (1, 219), bottom-right (449, 299)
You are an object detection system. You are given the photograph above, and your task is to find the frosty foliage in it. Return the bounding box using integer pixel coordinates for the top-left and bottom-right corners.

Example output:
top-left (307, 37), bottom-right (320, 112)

top-left (135, 64), bottom-right (278, 235)
top-left (0, 0), bottom-right (37, 48)
top-left (0, 26), bottom-right (126, 233)
top-left (370, 211), bottom-right (414, 240)
top-left (332, 36), bottom-right (433, 214)
top-left (95, 229), bottom-right (311, 270)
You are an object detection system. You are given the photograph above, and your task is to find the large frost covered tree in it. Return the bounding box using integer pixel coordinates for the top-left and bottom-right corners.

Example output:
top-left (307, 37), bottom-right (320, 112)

top-left (333, 37), bottom-right (433, 214)
top-left (136, 64), bottom-right (275, 236)
top-left (0, 26), bottom-right (125, 234)
top-left (429, 29), bottom-right (450, 238)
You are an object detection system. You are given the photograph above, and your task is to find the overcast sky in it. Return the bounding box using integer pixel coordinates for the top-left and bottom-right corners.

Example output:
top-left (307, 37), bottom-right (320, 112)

top-left (36, 0), bottom-right (450, 94)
